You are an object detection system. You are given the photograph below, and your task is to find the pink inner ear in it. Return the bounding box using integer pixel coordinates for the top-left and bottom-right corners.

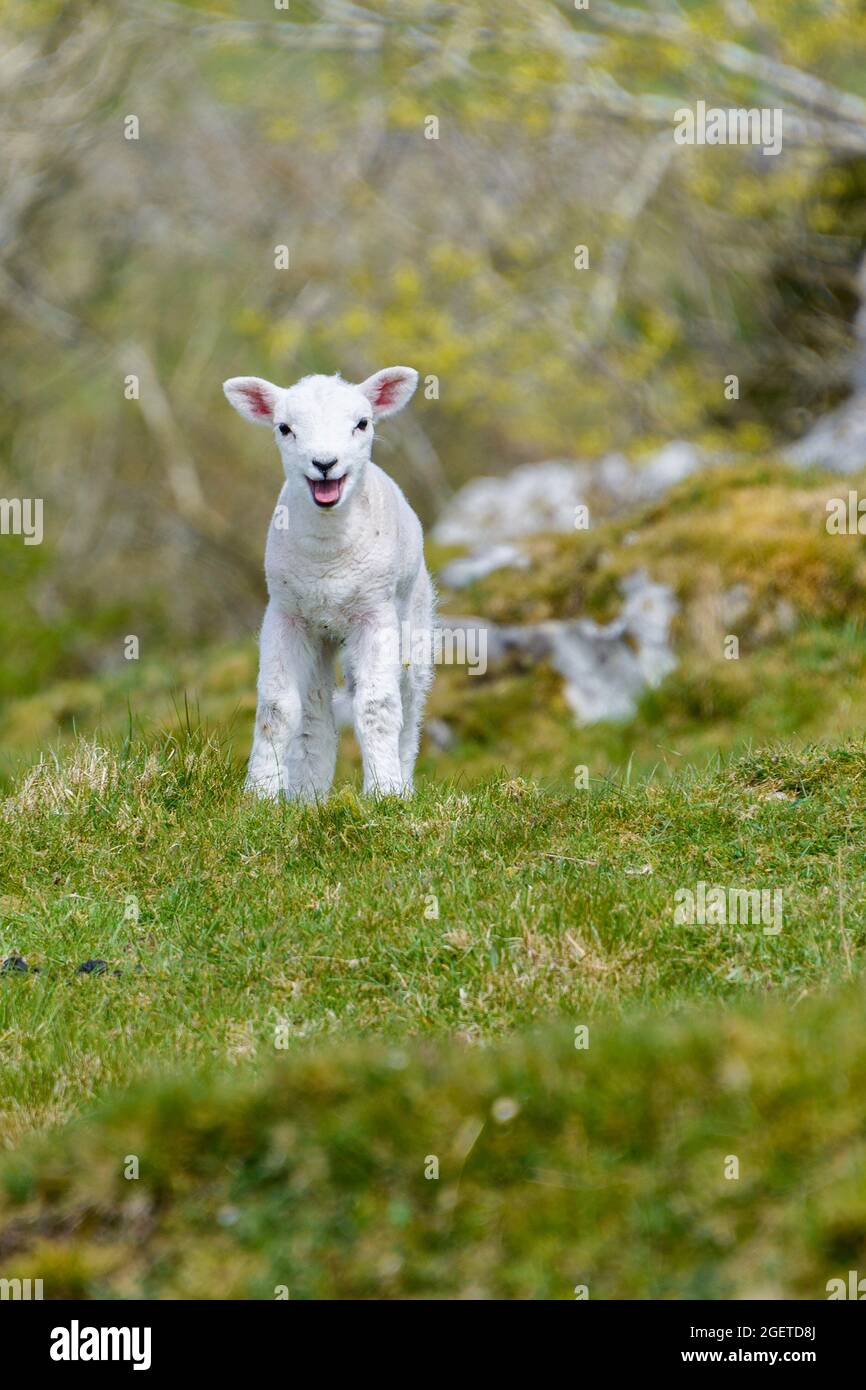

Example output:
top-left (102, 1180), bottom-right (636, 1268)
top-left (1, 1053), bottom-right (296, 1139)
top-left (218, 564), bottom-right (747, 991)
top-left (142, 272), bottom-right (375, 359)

top-left (372, 375), bottom-right (403, 409)
top-left (242, 385), bottom-right (272, 419)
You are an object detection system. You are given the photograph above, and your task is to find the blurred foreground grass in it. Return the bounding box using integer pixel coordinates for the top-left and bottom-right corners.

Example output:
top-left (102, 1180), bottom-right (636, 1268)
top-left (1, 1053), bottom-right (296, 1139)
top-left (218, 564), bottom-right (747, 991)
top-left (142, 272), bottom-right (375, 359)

top-left (2, 974), bottom-right (865, 1298)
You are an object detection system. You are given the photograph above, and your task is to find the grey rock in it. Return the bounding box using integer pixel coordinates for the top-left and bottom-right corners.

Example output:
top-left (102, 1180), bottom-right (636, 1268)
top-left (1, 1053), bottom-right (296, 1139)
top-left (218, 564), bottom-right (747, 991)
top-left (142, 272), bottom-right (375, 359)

top-left (443, 571), bottom-right (678, 727)
top-left (433, 459), bottom-right (592, 546)
top-left (432, 443), bottom-right (708, 547)
top-left (784, 393), bottom-right (866, 474)
top-left (438, 543), bottom-right (529, 589)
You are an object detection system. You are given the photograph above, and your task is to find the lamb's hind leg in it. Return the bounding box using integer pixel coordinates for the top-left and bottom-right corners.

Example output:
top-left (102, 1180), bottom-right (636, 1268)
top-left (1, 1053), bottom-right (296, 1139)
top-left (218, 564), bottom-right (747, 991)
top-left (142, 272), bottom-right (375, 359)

top-left (247, 604), bottom-right (318, 800)
top-left (399, 573), bottom-right (434, 792)
top-left (346, 607), bottom-right (404, 796)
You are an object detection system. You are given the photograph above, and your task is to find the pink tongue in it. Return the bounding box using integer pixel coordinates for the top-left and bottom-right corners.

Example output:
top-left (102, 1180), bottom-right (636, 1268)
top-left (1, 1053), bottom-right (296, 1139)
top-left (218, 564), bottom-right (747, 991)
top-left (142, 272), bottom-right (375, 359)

top-left (312, 477), bottom-right (341, 504)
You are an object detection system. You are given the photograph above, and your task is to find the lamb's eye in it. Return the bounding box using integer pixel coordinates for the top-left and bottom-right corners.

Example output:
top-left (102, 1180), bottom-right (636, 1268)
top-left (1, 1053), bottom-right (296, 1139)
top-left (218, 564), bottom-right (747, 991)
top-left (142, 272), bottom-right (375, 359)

top-left (355, 418), bottom-right (369, 431)
top-left (278, 423), bottom-right (292, 437)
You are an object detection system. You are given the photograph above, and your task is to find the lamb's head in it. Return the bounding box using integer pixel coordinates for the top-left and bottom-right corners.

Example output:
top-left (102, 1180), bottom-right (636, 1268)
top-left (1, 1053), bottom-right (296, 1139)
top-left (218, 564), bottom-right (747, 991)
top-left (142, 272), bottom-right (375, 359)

top-left (223, 366), bottom-right (418, 511)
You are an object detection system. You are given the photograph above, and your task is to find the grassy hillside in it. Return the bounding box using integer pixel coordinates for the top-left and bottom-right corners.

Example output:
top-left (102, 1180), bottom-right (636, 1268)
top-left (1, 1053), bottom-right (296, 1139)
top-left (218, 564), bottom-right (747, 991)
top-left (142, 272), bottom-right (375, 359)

top-left (2, 460), bottom-right (865, 790)
top-left (2, 460), bottom-right (865, 1297)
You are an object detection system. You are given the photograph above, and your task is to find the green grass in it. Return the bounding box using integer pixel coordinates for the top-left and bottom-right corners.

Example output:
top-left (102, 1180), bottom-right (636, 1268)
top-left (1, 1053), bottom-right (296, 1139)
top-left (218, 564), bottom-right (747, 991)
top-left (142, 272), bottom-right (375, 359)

top-left (0, 730), bottom-right (862, 1153)
top-left (2, 976), bottom-right (866, 1299)
top-left (2, 459), bottom-right (866, 1297)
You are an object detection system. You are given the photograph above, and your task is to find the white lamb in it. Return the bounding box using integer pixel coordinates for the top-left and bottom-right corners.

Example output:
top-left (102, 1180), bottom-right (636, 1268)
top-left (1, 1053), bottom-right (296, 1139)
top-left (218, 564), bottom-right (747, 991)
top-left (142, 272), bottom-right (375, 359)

top-left (223, 365), bottom-right (434, 800)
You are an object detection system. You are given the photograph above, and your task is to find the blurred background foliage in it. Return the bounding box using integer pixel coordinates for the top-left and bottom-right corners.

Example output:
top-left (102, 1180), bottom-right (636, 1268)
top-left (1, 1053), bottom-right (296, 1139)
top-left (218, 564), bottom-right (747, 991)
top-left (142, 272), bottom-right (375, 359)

top-left (2, 0), bottom-right (866, 753)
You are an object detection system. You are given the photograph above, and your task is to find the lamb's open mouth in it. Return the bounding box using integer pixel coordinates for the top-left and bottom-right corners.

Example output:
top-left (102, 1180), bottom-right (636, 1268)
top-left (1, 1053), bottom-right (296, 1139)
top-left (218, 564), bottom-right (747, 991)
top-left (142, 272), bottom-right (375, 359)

top-left (308, 475), bottom-right (346, 508)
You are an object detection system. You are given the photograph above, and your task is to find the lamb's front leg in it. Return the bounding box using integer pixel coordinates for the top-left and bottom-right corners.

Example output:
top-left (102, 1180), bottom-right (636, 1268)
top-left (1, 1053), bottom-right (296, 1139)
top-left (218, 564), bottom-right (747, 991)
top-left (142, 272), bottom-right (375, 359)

top-left (346, 607), bottom-right (404, 796)
top-left (247, 603), bottom-right (317, 800)
top-left (288, 639), bottom-right (338, 799)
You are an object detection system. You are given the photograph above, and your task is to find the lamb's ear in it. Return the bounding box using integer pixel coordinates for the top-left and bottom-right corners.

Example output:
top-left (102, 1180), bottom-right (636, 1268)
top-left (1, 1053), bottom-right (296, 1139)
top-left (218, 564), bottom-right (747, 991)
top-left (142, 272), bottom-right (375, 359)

top-left (223, 376), bottom-right (281, 426)
top-left (357, 366), bottom-right (418, 420)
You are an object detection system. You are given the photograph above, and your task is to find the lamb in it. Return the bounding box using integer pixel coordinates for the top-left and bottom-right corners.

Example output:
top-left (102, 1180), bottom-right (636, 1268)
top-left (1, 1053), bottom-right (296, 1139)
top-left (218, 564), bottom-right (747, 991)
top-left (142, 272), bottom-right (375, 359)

top-left (223, 365), bottom-right (434, 800)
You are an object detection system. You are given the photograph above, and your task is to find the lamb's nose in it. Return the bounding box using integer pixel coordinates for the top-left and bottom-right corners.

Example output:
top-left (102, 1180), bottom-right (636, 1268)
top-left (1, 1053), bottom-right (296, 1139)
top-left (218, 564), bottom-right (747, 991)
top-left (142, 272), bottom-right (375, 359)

top-left (312, 458), bottom-right (338, 475)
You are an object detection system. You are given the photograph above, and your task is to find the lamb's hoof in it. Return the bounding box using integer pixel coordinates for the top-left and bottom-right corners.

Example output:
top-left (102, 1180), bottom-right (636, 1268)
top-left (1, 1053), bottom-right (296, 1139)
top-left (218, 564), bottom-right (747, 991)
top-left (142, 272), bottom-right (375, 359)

top-left (283, 787), bottom-right (323, 805)
top-left (245, 777), bottom-right (283, 801)
top-left (364, 782), bottom-right (413, 799)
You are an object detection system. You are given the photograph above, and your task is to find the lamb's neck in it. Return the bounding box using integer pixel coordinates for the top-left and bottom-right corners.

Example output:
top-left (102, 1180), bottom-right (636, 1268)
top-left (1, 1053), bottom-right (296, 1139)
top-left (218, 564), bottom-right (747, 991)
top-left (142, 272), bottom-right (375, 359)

top-left (284, 469), bottom-right (375, 552)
